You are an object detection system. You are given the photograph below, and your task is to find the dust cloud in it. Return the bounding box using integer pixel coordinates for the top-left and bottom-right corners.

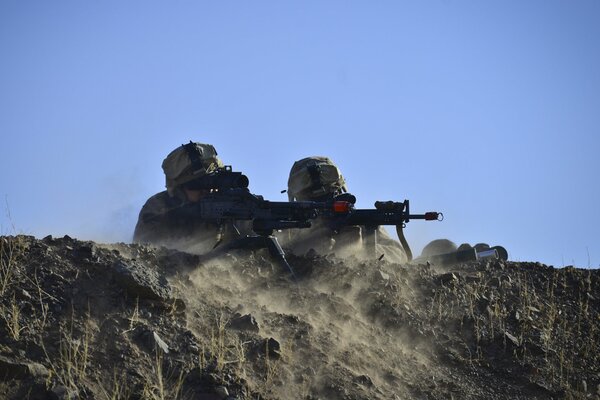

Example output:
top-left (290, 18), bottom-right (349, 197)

top-left (175, 243), bottom-right (437, 399)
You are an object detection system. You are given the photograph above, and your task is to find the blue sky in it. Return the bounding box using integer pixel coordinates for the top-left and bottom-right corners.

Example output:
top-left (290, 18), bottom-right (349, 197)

top-left (1, 1), bottom-right (599, 267)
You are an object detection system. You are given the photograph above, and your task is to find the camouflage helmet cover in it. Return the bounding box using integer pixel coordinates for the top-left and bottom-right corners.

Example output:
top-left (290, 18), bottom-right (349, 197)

top-left (287, 156), bottom-right (347, 201)
top-left (162, 141), bottom-right (223, 195)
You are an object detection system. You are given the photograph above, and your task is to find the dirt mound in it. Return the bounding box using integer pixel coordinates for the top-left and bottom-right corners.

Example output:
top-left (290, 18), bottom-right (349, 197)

top-left (1, 235), bottom-right (599, 399)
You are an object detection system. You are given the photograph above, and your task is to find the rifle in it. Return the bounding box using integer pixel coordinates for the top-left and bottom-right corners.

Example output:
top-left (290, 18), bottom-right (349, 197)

top-left (322, 194), bottom-right (443, 261)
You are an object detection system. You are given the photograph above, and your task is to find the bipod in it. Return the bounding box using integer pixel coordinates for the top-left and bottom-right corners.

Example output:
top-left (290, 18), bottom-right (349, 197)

top-left (209, 235), bottom-right (298, 281)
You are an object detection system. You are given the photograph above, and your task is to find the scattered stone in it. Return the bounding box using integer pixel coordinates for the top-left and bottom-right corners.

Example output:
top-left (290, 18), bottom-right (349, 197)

top-left (215, 386), bottom-right (229, 399)
top-left (27, 362), bottom-right (50, 380)
top-left (263, 337), bottom-right (281, 359)
top-left (353, 374), bottom-right (374, 387)
top-left (505, 331), bottom-right (520, 347)
top-left (15, 288), bottom-right (32, 300)
top-left (73, 243), bottom-right (95, 260)
top-left (132, 326), bottom-right (170, 354)
top-left (378, 270), bottom-right (390, 281)
top-left (153, 331), bottom-right (170, 354)
top-left (48, 385), bottom-right (78, 400)
top-left (438, 272), bottom-right (458, 285)
top-left (488, 277), bottom-right (501, 287)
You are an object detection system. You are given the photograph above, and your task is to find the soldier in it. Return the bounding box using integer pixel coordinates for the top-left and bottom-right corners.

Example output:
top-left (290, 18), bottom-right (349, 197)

top-left (133, 141), bottom-right (248, 254)
top-left (283, 156), bottom-right (409, 263)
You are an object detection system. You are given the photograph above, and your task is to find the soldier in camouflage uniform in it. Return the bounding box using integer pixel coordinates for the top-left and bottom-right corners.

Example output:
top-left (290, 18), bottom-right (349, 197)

top-left (282, 156), bottom-right (409, 263)
top-left (133, 142), bottom-right (248, 254)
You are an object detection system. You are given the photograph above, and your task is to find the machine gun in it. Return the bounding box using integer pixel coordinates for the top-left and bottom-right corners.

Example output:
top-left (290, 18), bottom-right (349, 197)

top-left (166, 166), bottom-right (356, 277)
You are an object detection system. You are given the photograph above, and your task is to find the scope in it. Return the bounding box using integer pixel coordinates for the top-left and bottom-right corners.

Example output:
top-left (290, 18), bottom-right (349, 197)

top-left (184, 166), bottom-right (249, 190)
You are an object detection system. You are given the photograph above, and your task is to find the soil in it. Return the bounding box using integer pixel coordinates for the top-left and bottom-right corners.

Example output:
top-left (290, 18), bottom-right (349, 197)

top-left (1, 234), bottom-right (599, 399)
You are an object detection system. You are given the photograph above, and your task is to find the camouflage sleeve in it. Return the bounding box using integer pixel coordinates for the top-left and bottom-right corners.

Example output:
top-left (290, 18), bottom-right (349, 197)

top-left (132, 192), bottom-right (174, 245)
top-left (133, 192), bottom-right (251, 255)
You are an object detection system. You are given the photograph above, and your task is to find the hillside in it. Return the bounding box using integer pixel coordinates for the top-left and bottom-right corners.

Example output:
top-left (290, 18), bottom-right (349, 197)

top-left (1, 235), bottom-right (599, 399)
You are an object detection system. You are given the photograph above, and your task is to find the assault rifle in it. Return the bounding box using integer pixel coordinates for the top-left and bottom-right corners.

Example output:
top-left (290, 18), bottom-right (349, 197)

top-left (320, 193), bottom-right (443, 261)
top-left (322, 197), bottom-right (508, 263)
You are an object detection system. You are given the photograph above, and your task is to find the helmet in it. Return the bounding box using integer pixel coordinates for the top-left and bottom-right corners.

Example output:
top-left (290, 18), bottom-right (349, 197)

top-left (421, 239), bottom-right (457, 258)
top-left (287, 156), bottom-right (347, 201)
top-left (162, 141), bottom-right (224, 195)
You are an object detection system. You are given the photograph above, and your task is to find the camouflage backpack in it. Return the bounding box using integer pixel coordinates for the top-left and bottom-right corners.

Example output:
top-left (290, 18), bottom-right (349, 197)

top-left (162, 141), bottom-right (223, 195)
top-left (287, 156), bottom-right (347, 201)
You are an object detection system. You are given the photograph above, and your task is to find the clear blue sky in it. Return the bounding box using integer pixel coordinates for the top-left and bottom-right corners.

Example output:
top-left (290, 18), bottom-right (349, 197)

top-left (1, 1), bottom-right (599, 267)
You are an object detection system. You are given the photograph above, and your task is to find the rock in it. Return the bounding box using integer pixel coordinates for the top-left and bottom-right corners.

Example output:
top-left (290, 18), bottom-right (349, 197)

top-left (153, 331), bottom-right (170, 354)
top-left (132, 326), bottom-right (170, 354)
top-left (48, 385), bottom-right (78, 400)
top-left (157, 250), bottom-right (200, 270)
top-left (226, 313), bottom-right (260, 332)
top-left (505, 331), bottom-right (520, 347)
top-left (438, 273), bottom-right (458, 285)
top-left (488, 277), bottom-right (501, 287)
top-left (27, 362), bottom-right (50, 380)
top-left (587, 293), bottom-right (595, 300)
top-left (263, 338), bottom-right (281, 358)
top-left (0, 356), bottom-right (49, 380)
top-left (15, 288), bottom-right (32, 300)
top-left (112, 260), bottom-right (173, 302)
top-left (353, 374), bottom-right (374, 387)
top-left (215, 386), bottom-right (229, 399)
top-left (378, 270), bottom-right (390, 281)
top-left (73, 243), bottom-right (95, 260)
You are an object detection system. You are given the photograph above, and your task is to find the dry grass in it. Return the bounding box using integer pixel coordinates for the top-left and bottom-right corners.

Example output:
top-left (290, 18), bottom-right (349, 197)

top-left (0, 236), bottom-right (23, 296)
top-left (426, 265), bottom-right (599, 397)
top-left (141, 348), bottom-right (185, 400)
top-left (0, 236), bottom-right (26, 341)
top-left (0, 293), bottom-right (25, 340)
top-left (41, 308), bottom-right (92, 392)
top-left (97, 369), bottom-right (131, 400)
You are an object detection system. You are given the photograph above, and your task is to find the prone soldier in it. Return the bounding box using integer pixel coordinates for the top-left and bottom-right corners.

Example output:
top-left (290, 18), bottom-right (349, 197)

top-left (133, 141), bottom-right (251, 254)
top-left (282, 156), bottom-right (410, 264)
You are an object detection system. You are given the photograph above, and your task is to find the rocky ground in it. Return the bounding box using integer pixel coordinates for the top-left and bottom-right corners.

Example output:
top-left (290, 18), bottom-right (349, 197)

top-left (0, 234), bottom-right (599, 399)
